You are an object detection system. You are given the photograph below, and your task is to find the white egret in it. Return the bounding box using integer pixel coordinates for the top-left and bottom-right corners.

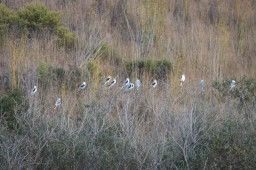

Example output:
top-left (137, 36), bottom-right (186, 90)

top-left (103, 76), bottom-right (111, 85)
top-left (78, 82), bottom-right (86, 91)
top-left (200, 80), bottom-right (205, 91)
top-left (135, 79), bottom-right (141, 90)
top-left (54, 98), bottom-right (61, 109)
top-left (180, 74), bottom-right (185, 86)
top-left (230, 80), bottom-right (236, 91)
top-left (124, 83), bottom-right (134, 92)
top-left (108, 78), bottom-right (116, 88)
top-left (31, 85), bottom-right (37, 95)
top-left (121, 78), bottom-right (130, 89)
top-left (150, 80), bottom-right (157, 89)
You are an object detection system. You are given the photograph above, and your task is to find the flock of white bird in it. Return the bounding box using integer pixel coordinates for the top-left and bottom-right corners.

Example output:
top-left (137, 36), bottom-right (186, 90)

top-left (30, 73), bottom-right (236, 109)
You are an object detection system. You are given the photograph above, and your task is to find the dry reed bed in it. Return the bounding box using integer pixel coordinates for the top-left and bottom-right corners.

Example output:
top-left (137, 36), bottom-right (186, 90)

top-left (1, 0), bottom-right (256, 88)
top-left (0, 0), bottom-right (256, 169)
top-left (0, 85), bottom-right (256, 169)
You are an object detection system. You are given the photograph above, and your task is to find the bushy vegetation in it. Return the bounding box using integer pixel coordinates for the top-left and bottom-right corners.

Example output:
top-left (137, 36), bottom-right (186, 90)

top-left (56, 26), bottom-right (77, 49)
top-left (0, 0), bottom-right (256, 169)
top-left (0, 4), bottom-right (16, 40)
top-left (212, 76), bottom-right (256, 108)
top-left (0, 3), bottom-right (76, 49)
top-left (17, 4), bottom-right (60, 33)
top-left (0, 87), bottom-right (256, 169)
top-left (125, 59), bottom-right (173, 80)
top-left (38, 61), bottom-right (83, 91)
top-left (0, 88), bottom-right (26, 130)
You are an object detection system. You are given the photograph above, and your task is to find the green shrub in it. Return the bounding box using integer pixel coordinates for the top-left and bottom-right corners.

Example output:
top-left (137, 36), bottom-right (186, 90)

top-left (0, 4), bottom-right (16, 40)
top-left (234, 76), bottom-right (256, 106)
top-left (66, 68), bottom-right (82, 90)
top-left (56, 26), bottom-right (77, 49)
top-left (17, 4), bottom-right (77, 49)
top-left (52, 67), bottom-right (65, 82)
top-left (0, 88), bottom-right (24, 130)
top-left (212, 78), bottom-right (235, 101)
top-left (38, 61), bottom-right (84, 91)
top-left (144, 60), bottom-right (156, 73)
top-left (17, 4), bottom-right (60, 33)
top-left (38, 62), bottom-right (65, 90)
top-left (155, 60), bottom-right (173, 79)
top-left (125, 59), bottom-right (173, 79)
top-left (212, 76), bottom-right (256, 108)
top-left (38, 60), bottom-right (51, 87)
top-left (93, 127), bottom-right (139, 169)
top-left (0, 3), bottom-right (76, 49)
top-left (193, 118), bottom-right (256, 169)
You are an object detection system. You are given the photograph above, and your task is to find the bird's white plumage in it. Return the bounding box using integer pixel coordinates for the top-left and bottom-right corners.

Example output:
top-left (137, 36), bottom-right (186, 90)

top-left (200, 80), bottom-right (205, 91)
top-left (78, 82), bottom-right (86, 91)
top-left (31, 85), bottom-right (37, 95)
top-left (230, 80), bottom-right (236, 90)
top-left (124, 83), bottom-right (134, 92)
top-left (108, 78), bottom-right (116, 88)
top-left (54, 98), bottom-right (61, 109)
top-left (121, 78), bottom-right (130, 89)
top-left (180, 74), bottom-right (185, 86)
top-left (104, 76), bottom-right (111, 85)
top-left (150, 80), bottom-right (157, 89)
top-left (124, 78), bottom-right (129, 85)
top-left (135, 79), bottom-right (141, 90)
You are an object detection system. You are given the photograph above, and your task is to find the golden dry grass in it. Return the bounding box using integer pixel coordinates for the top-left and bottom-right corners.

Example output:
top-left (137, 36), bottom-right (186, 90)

top-left (0, 1), bottom-right (256, 169)
top-left (1, 0), bottom-right (255, 91)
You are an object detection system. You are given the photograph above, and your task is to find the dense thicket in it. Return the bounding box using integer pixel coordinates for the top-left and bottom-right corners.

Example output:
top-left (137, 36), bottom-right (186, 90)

top-left (0, 1), bottom-right (256, 169)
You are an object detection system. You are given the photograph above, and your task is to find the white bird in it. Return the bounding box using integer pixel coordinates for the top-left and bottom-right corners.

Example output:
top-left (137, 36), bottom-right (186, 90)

top-left (229, 80), bottom-right (236, 91)
top-left (31, 85), bottom-right (37, 95)
top-left (54, 98), bottom-right (61, 109)
top-left (124, 83), bottom-right (134, 92)
top-left (199, 80), bottom-right (205, 91)
top-left (150, 80), bottom-right (157, 89)
top-left (108, 78), bottom-right (116, 88)
top-left (124, 78), bottom-right (129, 85)
top-left (135, 79), bottom-right (141, 90)
top-left (121, 78), bottom-right (130, 89)
top-left (78, 82), bottom-right (86, 91)
top-left (180, 74), bottom-right (185, 86)
top-left (103, 76), bottom-right (111, 85)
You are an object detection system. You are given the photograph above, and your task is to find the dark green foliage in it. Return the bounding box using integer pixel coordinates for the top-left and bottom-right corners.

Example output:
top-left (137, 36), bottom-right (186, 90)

top-left (38, 61), bottom-right (51, 89)
top-left (0, 3), bottom-right (76, 49)
top-left (234, 76), bottom-right (256, 106)
top-left (38, 62), bottom-right (63, 89)
top-left (158, 140), bottom-right (185, 169)
top-left (66, 68), bottom-right (82, 90)
top-left (191, 118), bottom-right (256, 169)
top-left (38, 61), bottom-right (84, 91)
top-left (0, 88), bottom-right (24, 130)
top-left (125, 59), bottom-right (172, 80)
top-left (52, 67), bottom-right (65, 82)
top-left (0, 95), bottom-right (256, 169)
top-left (212, 78), bottom-right (236, 101)
top-left (94, 128), bottom-right (119, 168)
top-left (56, 26), bottom-right (77, 49)
top-left (92, 127), bottom-right (139, 169)
top-left (212, 76), bottom-right (256, 108)
top-left (0, 89), bottom-right (22, 114)
top-left (44, 131), bottom-right (79, 169)
top-left (0, 4), bottom-right (16, 40)
top-left (17, 4), bottom-right (60, 33)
